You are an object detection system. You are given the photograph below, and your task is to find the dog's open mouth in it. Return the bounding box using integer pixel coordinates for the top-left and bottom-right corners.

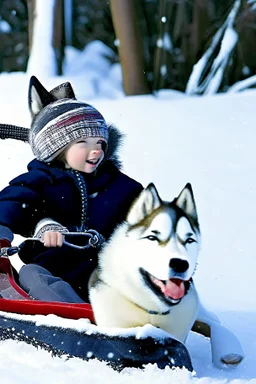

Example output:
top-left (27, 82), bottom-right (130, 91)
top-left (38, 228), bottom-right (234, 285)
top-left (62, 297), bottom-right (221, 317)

top-left (140, 268), bottom-right (190, 305)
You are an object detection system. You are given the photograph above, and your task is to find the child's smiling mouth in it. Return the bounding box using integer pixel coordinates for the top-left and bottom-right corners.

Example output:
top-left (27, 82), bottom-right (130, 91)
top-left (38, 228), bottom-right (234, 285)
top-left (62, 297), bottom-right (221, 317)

top-left (86, 159), bottom-right (99, 165)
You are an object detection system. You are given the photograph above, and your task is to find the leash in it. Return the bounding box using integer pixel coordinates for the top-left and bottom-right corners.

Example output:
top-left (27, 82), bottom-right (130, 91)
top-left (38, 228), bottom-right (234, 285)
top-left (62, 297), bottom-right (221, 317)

top-left (0, 230), bottom-right (103, 257)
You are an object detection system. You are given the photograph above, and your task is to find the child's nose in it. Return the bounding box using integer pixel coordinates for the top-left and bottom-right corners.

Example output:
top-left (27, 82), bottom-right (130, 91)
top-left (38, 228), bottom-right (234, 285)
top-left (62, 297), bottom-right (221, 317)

top-left (92, 148), bottom-right (101, 155)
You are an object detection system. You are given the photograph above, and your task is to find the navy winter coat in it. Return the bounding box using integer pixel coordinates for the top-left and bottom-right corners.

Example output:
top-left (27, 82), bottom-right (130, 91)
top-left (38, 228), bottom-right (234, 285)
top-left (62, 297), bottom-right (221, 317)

top-left (0, 135), bottom-right (143, 301)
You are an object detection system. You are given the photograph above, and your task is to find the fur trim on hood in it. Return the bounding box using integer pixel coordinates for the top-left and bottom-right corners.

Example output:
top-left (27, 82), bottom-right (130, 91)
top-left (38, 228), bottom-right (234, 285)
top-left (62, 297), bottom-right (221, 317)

top-left (103, 123), bottom-right (123, 169)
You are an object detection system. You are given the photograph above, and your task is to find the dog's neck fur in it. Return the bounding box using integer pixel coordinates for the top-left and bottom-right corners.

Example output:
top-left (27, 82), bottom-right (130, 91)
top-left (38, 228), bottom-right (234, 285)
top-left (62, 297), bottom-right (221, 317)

top-left (99, 275), bottom-right (178, 316)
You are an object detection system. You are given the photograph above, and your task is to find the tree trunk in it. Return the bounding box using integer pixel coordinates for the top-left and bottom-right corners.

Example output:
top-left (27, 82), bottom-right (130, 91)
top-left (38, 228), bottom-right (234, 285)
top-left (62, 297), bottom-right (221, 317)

top-left (27, 0), bottom-right (35, 53)
top-left (53, 0), bottom-right (65, 75)
top-left (191, 0), bottom-right (212, 63)
top-left (110, 0), bottom-right (150, 95)
top-left (26, 0), bottom-right (64, 76)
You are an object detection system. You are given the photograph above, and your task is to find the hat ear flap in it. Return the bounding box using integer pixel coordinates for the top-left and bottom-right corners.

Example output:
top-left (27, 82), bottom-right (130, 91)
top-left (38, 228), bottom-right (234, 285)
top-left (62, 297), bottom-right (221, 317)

top-left (28, 76), bottom-right (55, 119)
top-left (50, 82), bottom-right (76, 100)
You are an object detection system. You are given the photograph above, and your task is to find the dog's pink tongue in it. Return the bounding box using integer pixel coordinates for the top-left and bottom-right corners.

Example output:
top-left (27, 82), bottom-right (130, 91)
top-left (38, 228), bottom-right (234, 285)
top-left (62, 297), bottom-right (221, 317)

top-left (164, 279), bottom-right (185, 300)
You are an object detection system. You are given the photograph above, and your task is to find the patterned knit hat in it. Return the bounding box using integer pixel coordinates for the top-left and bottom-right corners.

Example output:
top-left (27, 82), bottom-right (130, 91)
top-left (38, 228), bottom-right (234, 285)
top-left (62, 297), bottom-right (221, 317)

top-left (30, 98), bottom-right (109, 162)
top-left (29, 77), bottom-right (109, 162)
top-left (0, 76), bottom-right (109, 163)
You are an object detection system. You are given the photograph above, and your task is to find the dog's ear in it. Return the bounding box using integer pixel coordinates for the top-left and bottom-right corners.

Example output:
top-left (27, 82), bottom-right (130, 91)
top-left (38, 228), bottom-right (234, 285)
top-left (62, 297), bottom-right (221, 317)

top-left (50, 82), bottom-right (76, 100)
top-left (127, 183), bottom-right (162, 225)
top-left (28, 76), bottom-right (55, 119)
top-left (175, 183), bottom-right (198, 223)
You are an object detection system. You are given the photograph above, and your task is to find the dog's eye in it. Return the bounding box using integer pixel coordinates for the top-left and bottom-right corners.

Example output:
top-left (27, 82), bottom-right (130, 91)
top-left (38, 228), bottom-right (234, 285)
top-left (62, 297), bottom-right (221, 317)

top-left (145, 235), bottom-right (159, 242)
top-left (185, 238), bottom-right (196, 244)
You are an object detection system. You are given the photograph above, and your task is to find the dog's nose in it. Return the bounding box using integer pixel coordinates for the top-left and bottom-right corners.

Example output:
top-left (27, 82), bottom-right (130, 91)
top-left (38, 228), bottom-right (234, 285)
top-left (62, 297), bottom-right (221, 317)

top-left (169, 258), bottom-right (189, 273)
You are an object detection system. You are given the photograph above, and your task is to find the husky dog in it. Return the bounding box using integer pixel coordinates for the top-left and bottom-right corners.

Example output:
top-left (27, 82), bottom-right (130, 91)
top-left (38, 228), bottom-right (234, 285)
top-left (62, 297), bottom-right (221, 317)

top-left (89, 183), bottom-right (244, 368)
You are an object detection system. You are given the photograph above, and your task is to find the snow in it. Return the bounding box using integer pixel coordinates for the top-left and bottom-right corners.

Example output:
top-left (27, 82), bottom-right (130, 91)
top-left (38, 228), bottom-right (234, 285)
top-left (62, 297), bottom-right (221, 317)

top-left (0, 26), bottom-right (256, 384)
top-left (0, 311), bottom-right (178, 341)
top-left (156, 33), bottom-right (173, 52)
top-left (186, 0), bottom-right (241, 95)
top-left (228, 74), bottom-right (256, 93)
top-left (0, 20), bottom-right (11, 33)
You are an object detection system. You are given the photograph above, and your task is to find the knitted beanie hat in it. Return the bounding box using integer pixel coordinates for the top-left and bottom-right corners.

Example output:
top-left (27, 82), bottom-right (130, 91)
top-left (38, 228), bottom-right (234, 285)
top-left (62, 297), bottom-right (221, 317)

top-left (30, 98), bottom-right (109, 162)
top-left (0, 76), bottom-right (109, 163)
top-left (29, 77), bottom-right (109, 162)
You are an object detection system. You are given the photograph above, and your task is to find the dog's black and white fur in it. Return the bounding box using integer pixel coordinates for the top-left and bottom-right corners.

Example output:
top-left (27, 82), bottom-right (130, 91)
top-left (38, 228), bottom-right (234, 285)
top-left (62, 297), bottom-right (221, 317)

top-left (89, 183), bottom-right (244, 368)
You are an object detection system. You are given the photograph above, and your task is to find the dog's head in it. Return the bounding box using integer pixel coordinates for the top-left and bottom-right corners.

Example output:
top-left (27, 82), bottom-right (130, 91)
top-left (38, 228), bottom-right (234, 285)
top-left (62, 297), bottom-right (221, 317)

top-left (124, 183), bottom-right (201, 306)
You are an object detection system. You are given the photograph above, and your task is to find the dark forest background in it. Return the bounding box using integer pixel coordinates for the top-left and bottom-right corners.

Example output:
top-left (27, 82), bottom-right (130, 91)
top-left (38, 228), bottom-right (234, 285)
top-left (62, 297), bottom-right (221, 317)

top-left (0, 0), bottom-right (255, 95)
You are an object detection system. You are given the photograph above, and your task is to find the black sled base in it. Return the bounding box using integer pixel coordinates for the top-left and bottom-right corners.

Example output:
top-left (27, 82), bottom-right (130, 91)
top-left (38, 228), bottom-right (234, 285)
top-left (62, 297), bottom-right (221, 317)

top-left (0, 312), bottom-right (193, 371)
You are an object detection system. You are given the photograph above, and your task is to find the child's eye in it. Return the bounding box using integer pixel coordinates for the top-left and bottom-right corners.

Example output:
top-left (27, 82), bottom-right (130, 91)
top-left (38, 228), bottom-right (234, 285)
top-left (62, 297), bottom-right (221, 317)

top-left (98, 141), bottom-right (107, 151)
top-left (77, 140), bottom-right (87, 144)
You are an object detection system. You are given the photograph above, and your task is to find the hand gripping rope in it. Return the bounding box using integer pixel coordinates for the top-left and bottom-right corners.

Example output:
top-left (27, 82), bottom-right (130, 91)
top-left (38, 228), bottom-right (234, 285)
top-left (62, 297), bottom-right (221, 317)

top-left (0, 230), bottom-right (104, 257)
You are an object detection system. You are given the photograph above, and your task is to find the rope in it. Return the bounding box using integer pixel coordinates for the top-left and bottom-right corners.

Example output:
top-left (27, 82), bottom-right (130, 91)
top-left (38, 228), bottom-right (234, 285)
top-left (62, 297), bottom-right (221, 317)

top-left (0, 124), bottom-right (29, 142)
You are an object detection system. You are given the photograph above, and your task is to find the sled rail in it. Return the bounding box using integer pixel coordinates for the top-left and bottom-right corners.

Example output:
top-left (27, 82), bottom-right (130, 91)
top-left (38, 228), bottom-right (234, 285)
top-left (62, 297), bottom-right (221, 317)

top-left (0, 298), bottom-right (95, 322)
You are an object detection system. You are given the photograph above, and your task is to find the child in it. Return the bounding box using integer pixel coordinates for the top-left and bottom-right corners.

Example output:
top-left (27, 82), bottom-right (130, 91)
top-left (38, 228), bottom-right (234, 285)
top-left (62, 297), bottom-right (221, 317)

top-left (0, 76), bottom-right (143, 303)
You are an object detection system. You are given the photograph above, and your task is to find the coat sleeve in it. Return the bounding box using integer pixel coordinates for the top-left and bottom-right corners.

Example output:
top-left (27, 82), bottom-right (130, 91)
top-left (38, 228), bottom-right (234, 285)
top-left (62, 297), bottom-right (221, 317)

top-left (0, 170), bottom-right (52, 237)
top-left (34, 218), bottom-right (69, 239)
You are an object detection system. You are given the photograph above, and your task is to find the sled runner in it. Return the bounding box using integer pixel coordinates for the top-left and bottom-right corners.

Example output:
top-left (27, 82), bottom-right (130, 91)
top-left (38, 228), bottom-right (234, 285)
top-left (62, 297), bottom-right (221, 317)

top-left (0, 235), bottom-right (193, 372)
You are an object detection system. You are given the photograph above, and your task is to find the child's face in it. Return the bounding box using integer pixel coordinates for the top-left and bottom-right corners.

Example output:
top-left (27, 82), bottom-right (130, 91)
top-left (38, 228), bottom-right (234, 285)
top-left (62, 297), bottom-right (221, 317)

top-left (64, 137), bottom-right (106, 173)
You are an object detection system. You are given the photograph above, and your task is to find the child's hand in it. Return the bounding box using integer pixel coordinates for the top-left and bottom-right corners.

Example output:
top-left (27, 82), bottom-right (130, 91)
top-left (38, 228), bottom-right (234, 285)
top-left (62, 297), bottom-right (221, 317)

top-left (42, 231), bottom-right (64, 247)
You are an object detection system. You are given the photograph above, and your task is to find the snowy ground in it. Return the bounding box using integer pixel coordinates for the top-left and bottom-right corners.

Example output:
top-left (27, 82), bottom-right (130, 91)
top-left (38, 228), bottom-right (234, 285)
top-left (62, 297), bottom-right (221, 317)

top-left (0, 43), bottom-right (256, 383)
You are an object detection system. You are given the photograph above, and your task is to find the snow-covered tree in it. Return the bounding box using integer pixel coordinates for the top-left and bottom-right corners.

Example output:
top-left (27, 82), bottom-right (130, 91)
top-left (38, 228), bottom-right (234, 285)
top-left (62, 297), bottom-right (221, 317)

top-left (26, 0), bottom-right (65, 77)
